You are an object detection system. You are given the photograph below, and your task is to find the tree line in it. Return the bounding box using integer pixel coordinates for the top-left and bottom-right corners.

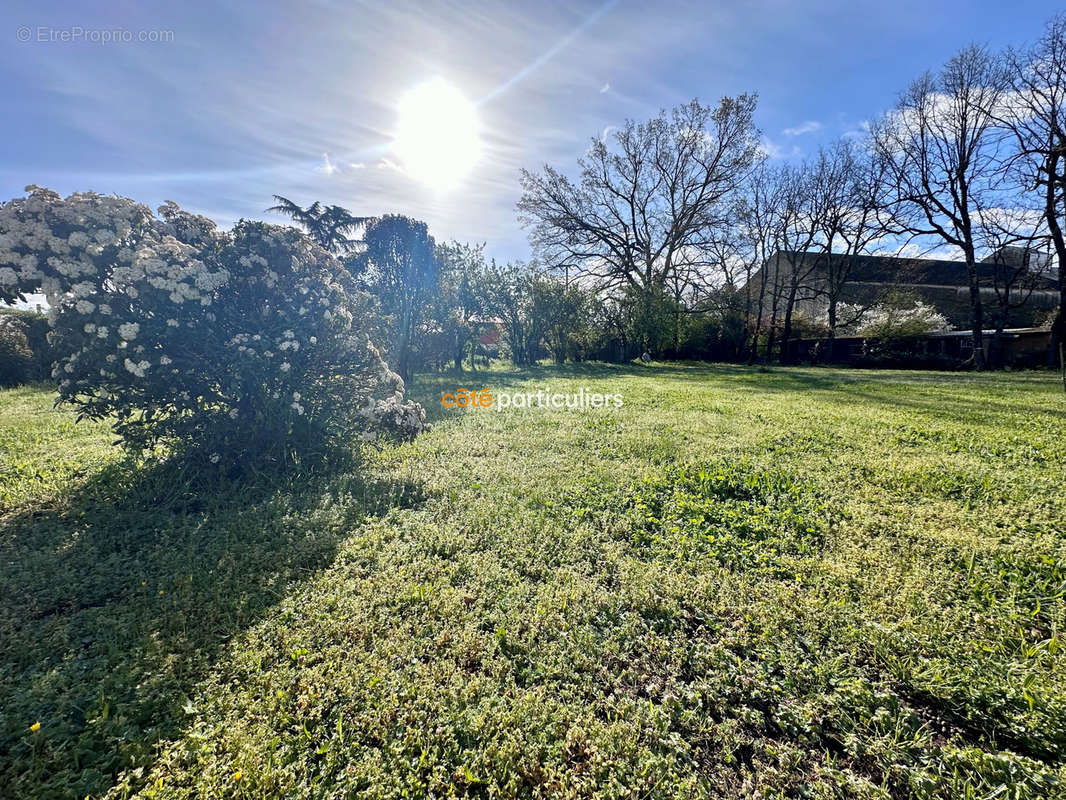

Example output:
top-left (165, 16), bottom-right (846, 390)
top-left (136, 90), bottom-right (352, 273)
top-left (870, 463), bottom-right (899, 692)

top-left (269, 14), bottom-right (1066, 377)
top-left (518, 13), bottom-right (1066, 371)
top-left (267, 193), bottom-right (638, 379)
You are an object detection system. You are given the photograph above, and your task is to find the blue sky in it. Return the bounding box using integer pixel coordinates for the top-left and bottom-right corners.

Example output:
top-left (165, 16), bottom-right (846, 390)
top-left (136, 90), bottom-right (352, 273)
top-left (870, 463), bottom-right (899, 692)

top-left (1, 0), bottom-right (1060, 264)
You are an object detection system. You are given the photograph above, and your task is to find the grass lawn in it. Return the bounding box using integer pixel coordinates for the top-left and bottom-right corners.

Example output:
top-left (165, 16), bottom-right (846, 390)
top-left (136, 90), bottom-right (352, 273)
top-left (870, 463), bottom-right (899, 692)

top-left (1, 364), bottom-right (1064, 799)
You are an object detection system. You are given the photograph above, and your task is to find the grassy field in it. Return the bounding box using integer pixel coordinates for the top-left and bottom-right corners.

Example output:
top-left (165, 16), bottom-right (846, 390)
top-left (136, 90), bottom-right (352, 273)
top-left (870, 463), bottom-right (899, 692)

top-left (1, 364), bottom-right (1064, 799)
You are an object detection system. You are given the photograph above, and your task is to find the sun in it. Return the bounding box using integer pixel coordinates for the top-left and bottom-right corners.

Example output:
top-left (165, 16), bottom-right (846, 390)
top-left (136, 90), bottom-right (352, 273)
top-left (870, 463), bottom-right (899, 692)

top-left (393, 78), bottom-right (481, 190)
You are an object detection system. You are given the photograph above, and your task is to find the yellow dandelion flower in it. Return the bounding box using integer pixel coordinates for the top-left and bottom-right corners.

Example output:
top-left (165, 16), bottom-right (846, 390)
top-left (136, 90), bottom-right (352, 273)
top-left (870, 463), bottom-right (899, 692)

top-left (29, 721), bottom-right (40, 732)
top-left (234, 770), bottom-right (243, 781)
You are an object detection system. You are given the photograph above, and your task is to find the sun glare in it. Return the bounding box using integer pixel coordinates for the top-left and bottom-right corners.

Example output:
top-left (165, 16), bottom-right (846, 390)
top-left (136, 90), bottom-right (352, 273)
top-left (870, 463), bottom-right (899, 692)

top-left (393, 78), bottom-right (481, 190)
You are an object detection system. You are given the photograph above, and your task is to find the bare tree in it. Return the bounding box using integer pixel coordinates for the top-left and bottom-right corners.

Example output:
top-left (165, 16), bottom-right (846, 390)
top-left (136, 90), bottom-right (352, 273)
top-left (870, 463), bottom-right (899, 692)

top-left (687, 209), bottom-right (759, 360)
top-left (712, 163), bottom-right (780, 362)
top-left (737, 164), bottom-right (788, 362)
top-left (977, 209), bottom-right (1050, 365)
top-left (995, 14), bottom-right (1066, 382)
top-left (518, 96), bottom-right (760, 352)
top-left (811, 139), bottom-right (897, 352)
top-left (873, 44), bottom-right (1010, 369)
top-left (771, 161), bottom-right (826, 363)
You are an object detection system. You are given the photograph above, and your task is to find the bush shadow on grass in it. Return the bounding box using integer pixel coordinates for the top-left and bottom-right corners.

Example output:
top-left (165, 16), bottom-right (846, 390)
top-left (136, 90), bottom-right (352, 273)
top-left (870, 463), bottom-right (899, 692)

top-left (0, 453), bottom-right (424, 799)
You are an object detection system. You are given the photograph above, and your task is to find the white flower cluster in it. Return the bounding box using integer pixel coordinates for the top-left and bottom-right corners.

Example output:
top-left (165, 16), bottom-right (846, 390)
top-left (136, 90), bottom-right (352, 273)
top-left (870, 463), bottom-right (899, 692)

top-left (357, 391), bottom-right (426, 440)
top-left (0, 188), bottom-right (141, 304)
top-left (123, 358), bottom-right (150, 378)
top-left (0, 187), bottom-right (427, 458)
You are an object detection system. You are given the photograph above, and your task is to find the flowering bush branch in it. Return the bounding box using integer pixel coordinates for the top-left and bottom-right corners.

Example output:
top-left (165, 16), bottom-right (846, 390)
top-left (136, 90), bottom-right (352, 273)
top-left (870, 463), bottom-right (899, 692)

top-left (0, 186), bottom-right (426, 464)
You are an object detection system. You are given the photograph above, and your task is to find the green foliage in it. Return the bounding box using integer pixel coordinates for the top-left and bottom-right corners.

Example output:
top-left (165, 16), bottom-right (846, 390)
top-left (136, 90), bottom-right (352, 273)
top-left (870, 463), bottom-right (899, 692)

top-left (265, 196), bottom-right (370, 255)
top-left (677, 308), bottom-right (750, 361)
top-left (0, 318), bottom-right (34, 387)
top-left (620, 463), bottom-right (827, 574)
top-left (533, 275), bottom-right (593, 364)
top-left (423, 242), bottom-right (490, 370)
top-left (0, 188), bottom-right (425, 465)
top-left (788, 310), bottom-right (833, 340)
top-left (480, 260), bottom-right (549, 366)
top-left (349, 215), bottom-right (438, 381)
top-left (0, 309), bottom-right (54, 381)
top-left (624, 284), bottom-right (679, 356)
top-left (1, 366), bottom-right (1065, 798)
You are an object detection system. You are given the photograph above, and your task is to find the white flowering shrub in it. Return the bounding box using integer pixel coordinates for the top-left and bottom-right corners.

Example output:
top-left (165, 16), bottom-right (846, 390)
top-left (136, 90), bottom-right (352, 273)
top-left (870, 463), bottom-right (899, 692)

top-left (838, 299), bottom-right (949, 339)
top-left (0, 186), bottom-right (426, 464)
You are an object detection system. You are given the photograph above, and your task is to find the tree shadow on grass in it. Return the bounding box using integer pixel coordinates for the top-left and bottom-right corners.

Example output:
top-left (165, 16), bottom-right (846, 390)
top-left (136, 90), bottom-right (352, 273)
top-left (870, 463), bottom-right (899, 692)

top-left (409, 361), bottom-right (722, 402)
top-left (415, 361), bottom-right (1066, 430)
top-left (710, 366), bottom-right (1066, 423)
top-left (596, 361), bottom-right (1066, 423)
top-left (0, 455), bottom-right (424, 800)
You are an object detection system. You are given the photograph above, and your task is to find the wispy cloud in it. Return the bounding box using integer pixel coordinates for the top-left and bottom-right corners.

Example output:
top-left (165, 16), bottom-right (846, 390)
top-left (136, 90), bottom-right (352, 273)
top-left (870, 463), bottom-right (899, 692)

top-left (842, 120), bottom-right (871, 139)
top-left (1, 0), bottom-right (903, 265)
top-left (478, 0), bottom-right (623, 105)
top-left (316, 153), bottom-right (338, 176)
top-left (316, 153), bottom-right (368, 176)
top-left (758, 136), bottom-right (800, 160)
top-left (782, 120), bottom-right (821, 137)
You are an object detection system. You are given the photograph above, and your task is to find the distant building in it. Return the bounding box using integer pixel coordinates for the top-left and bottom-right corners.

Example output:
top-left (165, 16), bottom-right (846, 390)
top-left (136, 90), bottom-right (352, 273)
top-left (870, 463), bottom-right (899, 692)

top-left (751, 248), bottom-right (1059, 330)
top-left (2, 293), bottom-right (48, 314)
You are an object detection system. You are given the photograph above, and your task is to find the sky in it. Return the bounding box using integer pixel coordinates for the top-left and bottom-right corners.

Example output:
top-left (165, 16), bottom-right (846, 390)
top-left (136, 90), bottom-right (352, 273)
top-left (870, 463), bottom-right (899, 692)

top-left (1, 0), bottom-right (1062, 267)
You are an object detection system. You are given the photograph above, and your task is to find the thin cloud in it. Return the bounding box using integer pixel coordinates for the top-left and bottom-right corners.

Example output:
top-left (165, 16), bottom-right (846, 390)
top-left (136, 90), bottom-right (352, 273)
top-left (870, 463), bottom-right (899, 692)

top-left (842, 120), bottom-right (872, 139)
top-left (1, 0), bottom-right (853, 265)
top-left (478, 0), bottom-right (622, 105)
top-left (783, 120), bottom-right (822, 136)
top-left (758, 136), bottom-right (800, 160)
top-left (600, 82), bottom-right (610, 93)
top-left (316, 153), bottom-right (338, 176)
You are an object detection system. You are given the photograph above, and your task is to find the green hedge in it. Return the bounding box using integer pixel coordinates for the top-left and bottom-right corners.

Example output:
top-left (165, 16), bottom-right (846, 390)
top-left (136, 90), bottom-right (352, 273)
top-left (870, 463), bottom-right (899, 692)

top-left (0, 308), bottom-right (54, 386)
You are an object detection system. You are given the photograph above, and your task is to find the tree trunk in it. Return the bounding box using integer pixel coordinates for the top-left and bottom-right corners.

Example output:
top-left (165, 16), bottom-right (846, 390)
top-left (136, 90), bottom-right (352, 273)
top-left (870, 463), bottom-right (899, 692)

top-left (673, 304), bottom-right (682, 357)
top-left (1043, 149), bottom-right (1065, 377)
top-left (824, 296), bottom-right (838, 364)
top-left (749, 272), bottom-right (767, 365)
top-left (964, 251), bottom-right (985, 370)
top-left (1049, 249), bottom-right (1066, 386)
top-left (453, 330), bottom-right (463, 371)
top-left (765, 278), bottom-right (780, 363)
top-left (990, 303), bottom-right (1007, 369)
top-left (779, 281), bottom-right (799, 365)
top-left (641, 287), bottom-right (654, 354)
